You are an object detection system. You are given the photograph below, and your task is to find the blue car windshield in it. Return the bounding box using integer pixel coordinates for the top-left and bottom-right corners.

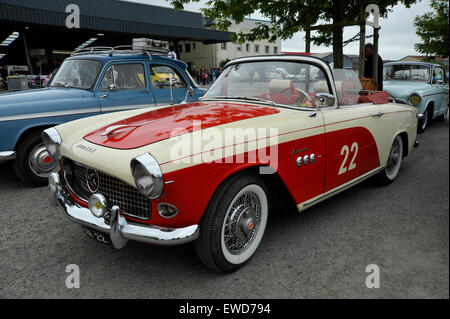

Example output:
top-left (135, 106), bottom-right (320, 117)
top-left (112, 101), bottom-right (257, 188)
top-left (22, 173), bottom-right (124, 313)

top-left (383, 65), bottom-right (430, 83)
top-left (50, 59), bottom-right (101, 89)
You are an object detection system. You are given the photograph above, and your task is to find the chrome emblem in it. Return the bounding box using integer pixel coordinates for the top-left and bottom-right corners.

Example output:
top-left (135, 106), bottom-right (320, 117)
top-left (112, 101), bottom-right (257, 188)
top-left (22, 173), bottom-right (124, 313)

top-left (86, 168), bottom-right (99, 193)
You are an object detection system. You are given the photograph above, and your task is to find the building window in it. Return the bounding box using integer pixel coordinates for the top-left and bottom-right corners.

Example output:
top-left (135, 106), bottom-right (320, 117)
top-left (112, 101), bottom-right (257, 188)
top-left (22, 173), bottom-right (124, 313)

top-left (178, 45), bottom-right (183, 53)
top-left (185, 43), bottom-right (191, 53)
top-left (265, 46), bottom-right (270, 54)
top-left (221, 42), bottom-right (227, 50)
top-left (246, 44), bottom-right (250, 52)
top-left (236, 44), bottom-right (242, 51)
top-left (193, 43), bottom-right (196, 50)
top-left (273, 46), bottom-right (278, 54)
top-left (254, 44), bottom-right (259, 53)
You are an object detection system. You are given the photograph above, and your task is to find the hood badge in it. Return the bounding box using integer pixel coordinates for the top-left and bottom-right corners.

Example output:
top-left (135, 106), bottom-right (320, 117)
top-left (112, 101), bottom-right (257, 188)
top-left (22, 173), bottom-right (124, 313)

top-left (76, 143), bottom-right (96, 153)
top-left (101, 120), bottom-right (156, 138)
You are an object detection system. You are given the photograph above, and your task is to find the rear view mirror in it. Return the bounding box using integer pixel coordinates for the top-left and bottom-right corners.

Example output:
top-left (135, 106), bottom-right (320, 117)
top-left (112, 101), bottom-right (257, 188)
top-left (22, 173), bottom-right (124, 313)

top-left (316, 92), bottom-right (336, 107)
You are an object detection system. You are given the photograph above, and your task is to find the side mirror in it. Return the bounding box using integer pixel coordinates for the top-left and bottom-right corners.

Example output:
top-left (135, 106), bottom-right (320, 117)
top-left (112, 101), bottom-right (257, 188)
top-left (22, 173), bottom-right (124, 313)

top-left (315, 92), bottom-right (336, 107)
top-left (181, 86), bottom-right (194, 104)
top-left (101, 84), bottom-right (117, 98)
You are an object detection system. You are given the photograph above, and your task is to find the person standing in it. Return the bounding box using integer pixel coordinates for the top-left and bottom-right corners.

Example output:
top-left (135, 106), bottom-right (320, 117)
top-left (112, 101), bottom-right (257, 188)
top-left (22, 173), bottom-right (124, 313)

top-left (364, 43), bottom-right (383, 91)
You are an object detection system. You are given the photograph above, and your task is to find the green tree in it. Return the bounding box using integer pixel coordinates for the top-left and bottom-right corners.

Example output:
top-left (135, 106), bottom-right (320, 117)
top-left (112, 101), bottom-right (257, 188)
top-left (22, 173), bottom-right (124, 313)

top-left (414, 0), bottom-right (449, 57)
top-left (171, 0), bottom-right (417, 68)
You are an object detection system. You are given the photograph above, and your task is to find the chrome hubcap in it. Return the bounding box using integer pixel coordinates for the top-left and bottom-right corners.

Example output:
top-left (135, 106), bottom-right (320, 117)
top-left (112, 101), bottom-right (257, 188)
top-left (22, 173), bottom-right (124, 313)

top-left (422, 111), bottom-right (428, 130)
top-left (28, 144), bottom-right (57, 177)
top-left (224, 191), bottom-right (260, 255)
top-left (386, 138), bottom-right (400, 177)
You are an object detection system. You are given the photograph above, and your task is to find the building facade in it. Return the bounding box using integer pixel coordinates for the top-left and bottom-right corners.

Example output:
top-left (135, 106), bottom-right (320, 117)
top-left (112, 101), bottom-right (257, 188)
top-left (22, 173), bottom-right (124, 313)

top-left (178, 18), bottom-right (282, 70)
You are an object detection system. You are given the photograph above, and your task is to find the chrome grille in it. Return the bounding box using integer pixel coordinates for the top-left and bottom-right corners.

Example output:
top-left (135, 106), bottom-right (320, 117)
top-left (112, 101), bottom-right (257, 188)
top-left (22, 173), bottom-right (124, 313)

top-left (63, 158), bottom-right (152, 220)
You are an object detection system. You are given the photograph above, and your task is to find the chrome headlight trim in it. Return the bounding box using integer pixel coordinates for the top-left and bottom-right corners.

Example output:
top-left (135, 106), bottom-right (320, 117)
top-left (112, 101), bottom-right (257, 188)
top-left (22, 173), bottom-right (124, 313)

top-left (42, 127), bottom-right (62, 159)
top-left (130, 153), bottom-right (164, 199)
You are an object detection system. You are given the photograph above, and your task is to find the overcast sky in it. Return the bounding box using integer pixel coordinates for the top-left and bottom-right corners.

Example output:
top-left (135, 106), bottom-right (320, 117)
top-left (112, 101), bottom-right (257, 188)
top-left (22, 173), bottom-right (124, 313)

top-left (124, 0), bottom-right (433, 60)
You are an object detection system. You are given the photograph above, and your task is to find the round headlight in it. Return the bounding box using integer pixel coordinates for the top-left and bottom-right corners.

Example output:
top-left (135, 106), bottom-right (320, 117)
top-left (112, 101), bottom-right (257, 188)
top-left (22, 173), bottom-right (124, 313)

top-left (131, 153), bottom-right (163, 199)
top-left (409, 94), bottom-right (421, 106)
top-left (88, 194), bottom-right (107, 218)
top-left (42, 127), bottom-right (62, 159)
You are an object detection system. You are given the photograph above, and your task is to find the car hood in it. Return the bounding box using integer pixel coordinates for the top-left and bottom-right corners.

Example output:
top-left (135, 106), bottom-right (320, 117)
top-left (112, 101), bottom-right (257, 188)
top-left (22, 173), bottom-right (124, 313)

top-left (383, 81), bottom-right (429, 98)
top-left (0, 87), bottom-right (87, 103)
top-left (0, 87), bottom-right (90, 116)
top-left (83, 101), bottom-right (280, 149)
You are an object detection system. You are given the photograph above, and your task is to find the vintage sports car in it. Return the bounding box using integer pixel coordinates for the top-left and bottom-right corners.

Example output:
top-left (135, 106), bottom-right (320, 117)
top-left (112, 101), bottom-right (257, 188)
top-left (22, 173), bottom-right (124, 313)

top-left (383, 61), bottom-right (449, 132)
top-left (46, 56), bottom-right (421, 272)
top-left (0, 46), bottom-right (205, 186)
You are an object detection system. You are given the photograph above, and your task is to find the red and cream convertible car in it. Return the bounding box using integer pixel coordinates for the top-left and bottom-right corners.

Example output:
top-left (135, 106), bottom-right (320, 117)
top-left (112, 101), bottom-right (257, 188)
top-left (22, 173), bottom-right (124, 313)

top-left (46, 56), bottom-right (421, 272)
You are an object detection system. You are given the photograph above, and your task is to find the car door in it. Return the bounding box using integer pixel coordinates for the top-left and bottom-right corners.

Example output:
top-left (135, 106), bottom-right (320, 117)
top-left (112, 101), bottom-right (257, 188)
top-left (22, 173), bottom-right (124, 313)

top-left (149, 63), bottom-right (190, 105)
top-left (320, 103), bottom-right (384, 193)
top-left (97, 62), bottom-right (155, 112)
top-left (432, 66), bottom-right (449, 114)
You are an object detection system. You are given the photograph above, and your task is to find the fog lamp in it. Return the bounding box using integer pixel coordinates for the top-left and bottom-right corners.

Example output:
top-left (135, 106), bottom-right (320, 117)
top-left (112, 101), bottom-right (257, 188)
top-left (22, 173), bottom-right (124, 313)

top-left (158, 203), bottom-right (179, 219)
top-left (88, 194), bottom-right (108, 218)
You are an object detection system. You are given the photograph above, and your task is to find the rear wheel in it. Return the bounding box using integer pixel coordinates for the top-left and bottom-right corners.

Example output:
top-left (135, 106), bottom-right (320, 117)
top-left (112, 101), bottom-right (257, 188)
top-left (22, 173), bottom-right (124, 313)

top-left (13, 132), bottom-right (58, 187)
top-left (195, 174), bottom-right (269, 272)
top-left (375, 135), bottom-right (403, 185)
top-left (436, 107), bottom-right (448, 122)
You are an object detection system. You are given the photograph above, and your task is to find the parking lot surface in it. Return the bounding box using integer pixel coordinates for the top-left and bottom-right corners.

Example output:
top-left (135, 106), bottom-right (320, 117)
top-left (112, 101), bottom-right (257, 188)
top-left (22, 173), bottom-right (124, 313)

top-left (0, 119), bottom-right (448, 299)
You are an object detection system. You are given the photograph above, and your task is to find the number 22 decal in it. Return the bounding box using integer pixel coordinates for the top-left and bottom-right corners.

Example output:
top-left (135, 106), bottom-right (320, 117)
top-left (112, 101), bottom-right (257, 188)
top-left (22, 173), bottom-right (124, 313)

top-left (338, 142), bottom-right (358, 175)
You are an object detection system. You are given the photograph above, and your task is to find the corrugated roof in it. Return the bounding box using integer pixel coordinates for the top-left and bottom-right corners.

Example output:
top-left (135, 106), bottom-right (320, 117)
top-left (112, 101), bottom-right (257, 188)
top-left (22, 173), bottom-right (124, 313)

top-left (0, 0), bottom-right (233, 42)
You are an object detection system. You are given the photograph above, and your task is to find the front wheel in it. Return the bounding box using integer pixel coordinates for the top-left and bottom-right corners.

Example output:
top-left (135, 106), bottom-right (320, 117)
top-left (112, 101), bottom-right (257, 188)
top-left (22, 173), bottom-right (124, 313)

top-left (195, 174), bottom-right (269, 272)
top-left (13, 132), bottom-right (58, 187)
top-left (375, 135), bottom-right (404, 185)
top-left (418, 108), bottom-right (429, 133)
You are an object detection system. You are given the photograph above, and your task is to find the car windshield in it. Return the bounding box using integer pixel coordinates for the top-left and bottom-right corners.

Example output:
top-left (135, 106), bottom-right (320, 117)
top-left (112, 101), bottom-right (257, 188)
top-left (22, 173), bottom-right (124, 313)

top-left (50, 59), bottom-right (101, 89)
top-left (383, 64), bottom-right (430, 83)
top-left (203, 60), bottom-right (331, 108)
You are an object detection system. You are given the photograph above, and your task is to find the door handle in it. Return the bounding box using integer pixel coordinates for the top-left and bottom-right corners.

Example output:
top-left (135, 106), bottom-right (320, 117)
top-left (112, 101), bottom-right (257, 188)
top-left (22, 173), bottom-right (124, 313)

top-left (372, 112), bottom-right (384, 117)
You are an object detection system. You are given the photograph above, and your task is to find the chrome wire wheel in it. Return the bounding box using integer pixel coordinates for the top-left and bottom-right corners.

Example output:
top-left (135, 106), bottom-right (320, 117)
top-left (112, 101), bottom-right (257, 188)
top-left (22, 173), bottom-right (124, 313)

top-left (28, 143), bottom-right (57, 178)
top-left (385, 135), bottom-right (403, 181)
top-left (220, 184), bottom-right (268, 265)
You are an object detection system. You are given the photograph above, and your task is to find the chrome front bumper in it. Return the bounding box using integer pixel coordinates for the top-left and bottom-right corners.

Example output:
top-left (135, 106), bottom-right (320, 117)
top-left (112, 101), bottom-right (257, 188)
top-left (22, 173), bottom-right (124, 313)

top-left (0, 151), bottom-right (16, 163)
top-left (49, 180), bottom-right (199, 249)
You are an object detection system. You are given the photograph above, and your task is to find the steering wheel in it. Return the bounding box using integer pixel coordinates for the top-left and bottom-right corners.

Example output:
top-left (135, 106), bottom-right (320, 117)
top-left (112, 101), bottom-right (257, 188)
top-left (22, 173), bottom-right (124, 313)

top-left (279, 87), bottom-right (312, 104)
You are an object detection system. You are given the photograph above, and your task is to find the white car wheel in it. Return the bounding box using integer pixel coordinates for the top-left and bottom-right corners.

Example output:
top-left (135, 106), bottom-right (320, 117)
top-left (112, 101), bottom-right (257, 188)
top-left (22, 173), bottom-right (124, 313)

top-left (195, 174), bottom-right (269, 272)
top-left (220, 184), bottom-right (268, 265)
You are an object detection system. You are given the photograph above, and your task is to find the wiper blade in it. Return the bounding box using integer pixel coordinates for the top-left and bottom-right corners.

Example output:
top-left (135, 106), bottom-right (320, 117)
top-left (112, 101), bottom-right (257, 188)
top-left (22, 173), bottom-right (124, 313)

top-left (201, 96), bottom-right (278, 107)
top-left (51, 81), bottom-right (68, 87)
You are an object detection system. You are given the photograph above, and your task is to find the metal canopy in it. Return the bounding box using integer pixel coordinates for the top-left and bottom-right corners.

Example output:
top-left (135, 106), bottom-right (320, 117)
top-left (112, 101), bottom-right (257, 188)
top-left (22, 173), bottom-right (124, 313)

top-left (0, 0), bottom-right (233, 44)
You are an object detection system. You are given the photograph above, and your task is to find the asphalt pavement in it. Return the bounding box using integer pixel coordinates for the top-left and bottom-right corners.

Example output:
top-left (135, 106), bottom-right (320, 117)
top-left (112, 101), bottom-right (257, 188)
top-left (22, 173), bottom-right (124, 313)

top-left (0, 118), bottom-right (448, 299)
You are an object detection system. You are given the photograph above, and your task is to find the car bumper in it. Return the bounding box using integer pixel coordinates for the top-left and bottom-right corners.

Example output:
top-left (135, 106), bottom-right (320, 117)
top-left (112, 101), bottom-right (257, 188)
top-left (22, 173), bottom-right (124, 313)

top-left (0, 151), bottom-right (16, 163)
top-left (49, 176), bottom-right (199, 249)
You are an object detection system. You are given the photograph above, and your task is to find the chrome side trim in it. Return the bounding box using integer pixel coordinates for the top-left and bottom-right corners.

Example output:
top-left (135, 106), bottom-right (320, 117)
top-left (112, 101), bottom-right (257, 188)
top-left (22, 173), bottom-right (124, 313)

top-left (302, 166), bottom-right (385, 209)
top-left (0, 151), bottom-right (16, 162)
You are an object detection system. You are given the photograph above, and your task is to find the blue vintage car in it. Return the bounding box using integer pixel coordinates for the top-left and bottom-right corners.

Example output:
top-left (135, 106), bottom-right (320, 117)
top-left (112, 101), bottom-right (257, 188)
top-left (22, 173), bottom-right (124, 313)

top-left (0, 48), bottom-right (206, 186)
top-left (383, 61), bottom-right (449, 132)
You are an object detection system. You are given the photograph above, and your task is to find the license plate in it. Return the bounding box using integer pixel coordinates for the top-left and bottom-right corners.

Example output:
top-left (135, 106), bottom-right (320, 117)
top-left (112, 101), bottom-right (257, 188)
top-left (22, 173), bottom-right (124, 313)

top-left (82, 226), bottom-right (113, 247)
